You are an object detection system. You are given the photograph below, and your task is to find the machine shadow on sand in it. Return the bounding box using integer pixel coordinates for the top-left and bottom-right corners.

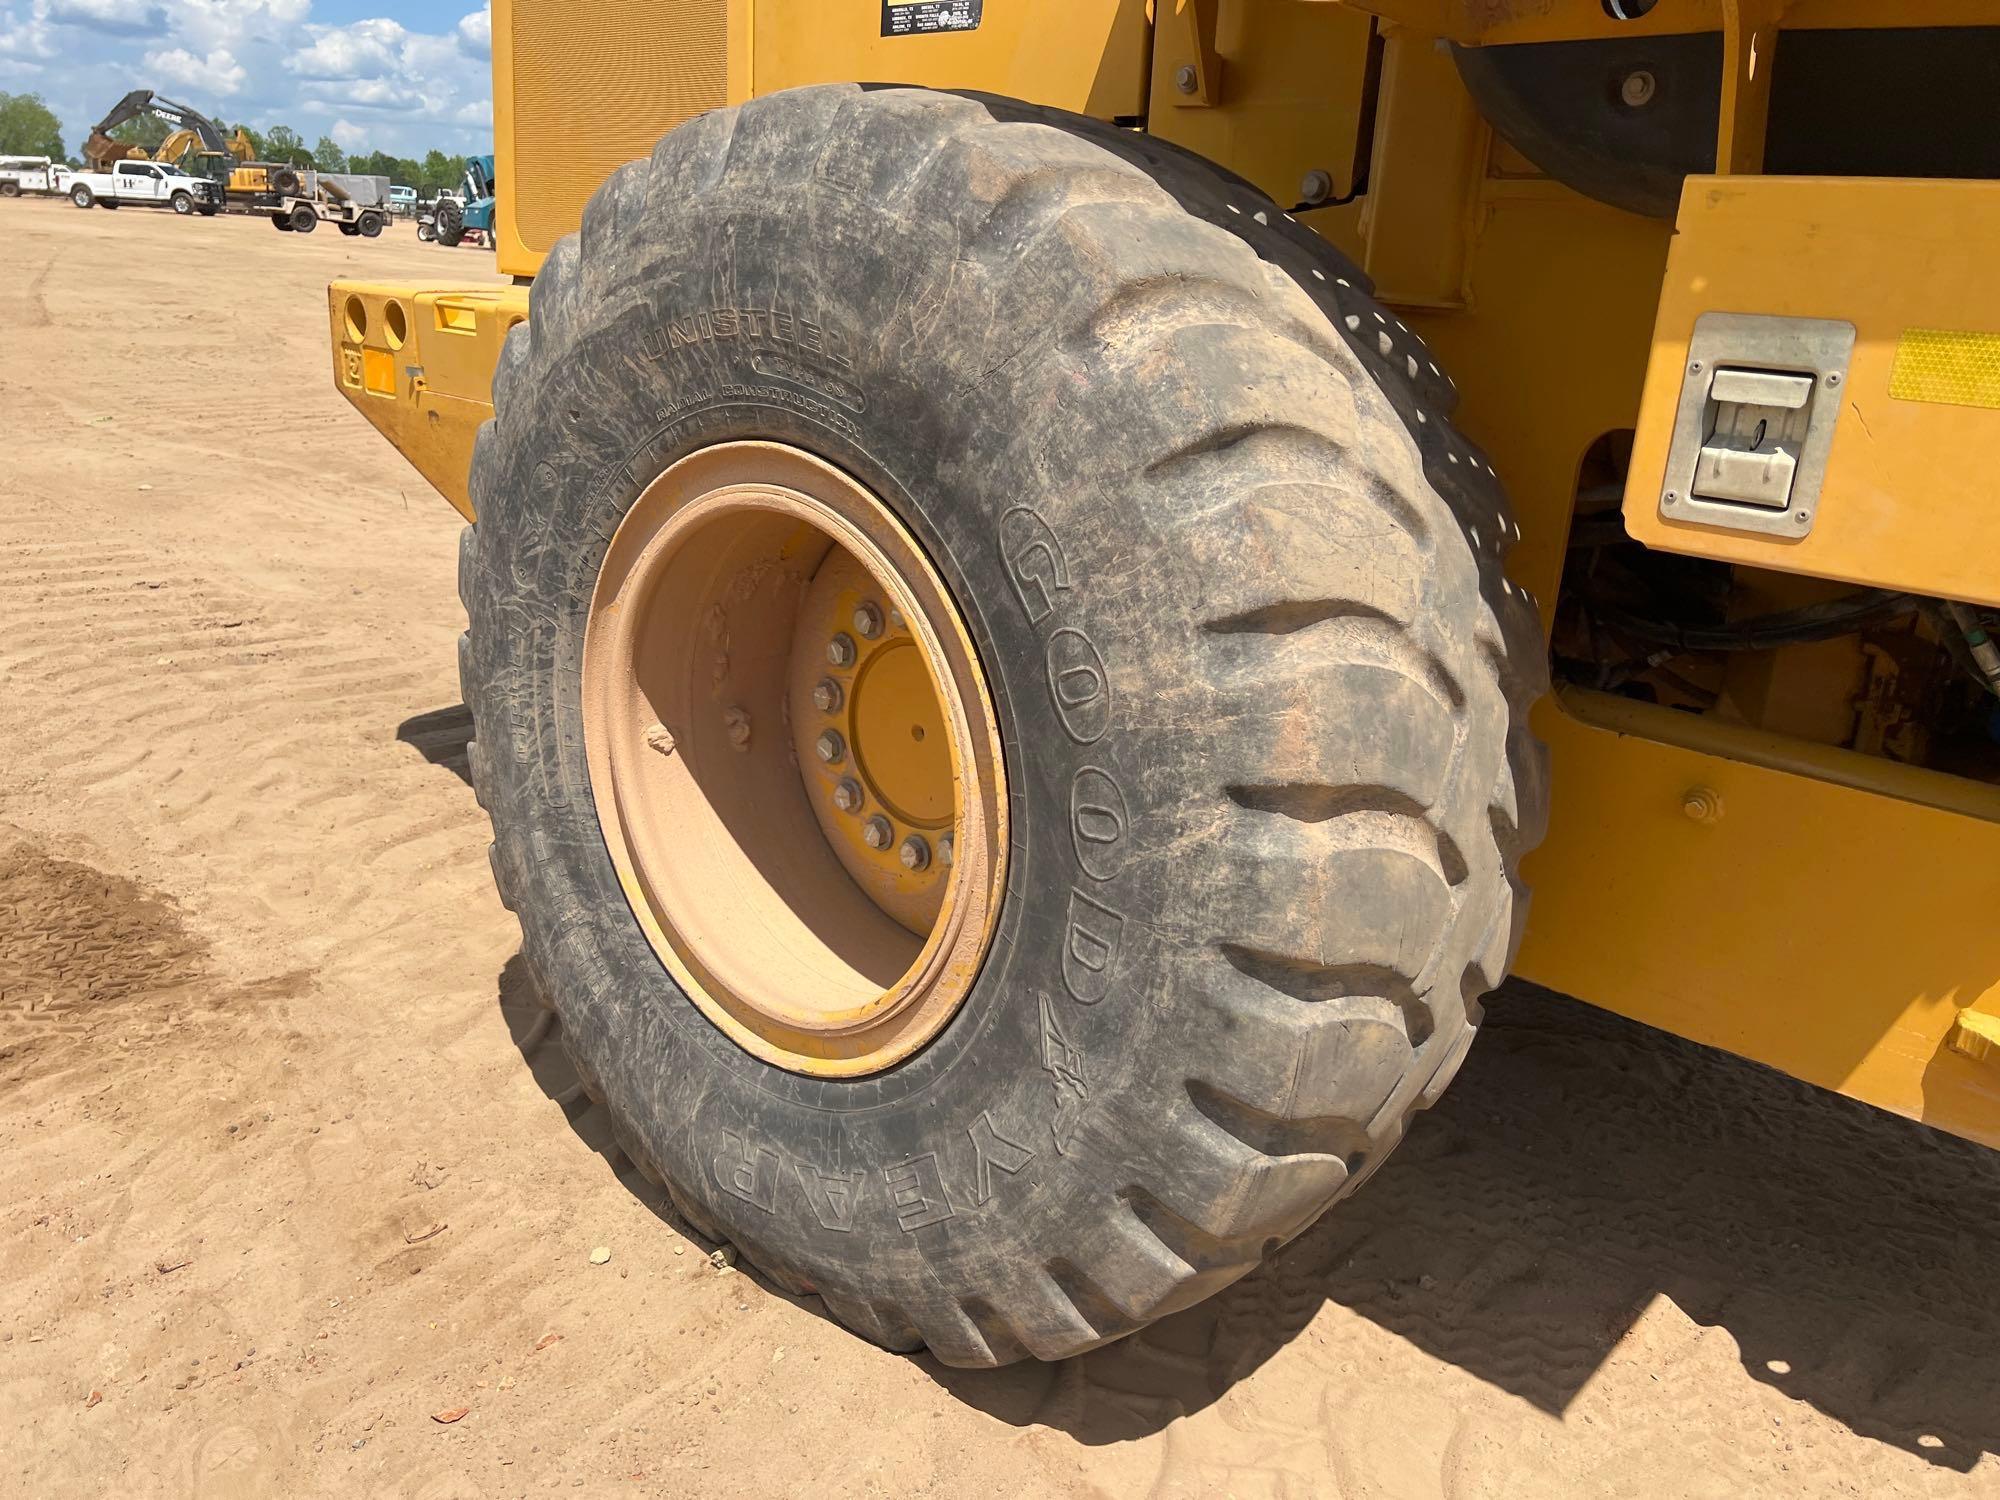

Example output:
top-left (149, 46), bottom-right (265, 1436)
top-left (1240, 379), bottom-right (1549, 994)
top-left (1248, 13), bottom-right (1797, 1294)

top-left (404, 702), bottom-right (1999, 1473)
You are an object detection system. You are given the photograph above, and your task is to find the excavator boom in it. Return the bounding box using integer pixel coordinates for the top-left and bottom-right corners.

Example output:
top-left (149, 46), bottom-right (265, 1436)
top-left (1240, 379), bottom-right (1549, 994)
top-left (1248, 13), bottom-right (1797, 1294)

top-left (83, 89), bottom-right (231, 172)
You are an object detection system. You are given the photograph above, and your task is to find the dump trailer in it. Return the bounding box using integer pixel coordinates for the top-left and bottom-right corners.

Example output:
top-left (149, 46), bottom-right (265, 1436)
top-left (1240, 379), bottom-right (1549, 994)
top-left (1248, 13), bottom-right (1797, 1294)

top-left (329, 1), bottom-right (2000, 1366)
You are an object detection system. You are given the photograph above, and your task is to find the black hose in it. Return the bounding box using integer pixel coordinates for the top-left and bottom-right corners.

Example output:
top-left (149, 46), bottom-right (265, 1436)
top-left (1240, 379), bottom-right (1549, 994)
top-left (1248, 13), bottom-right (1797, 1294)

top-left (1593, 589), bottom-right (1918, 653)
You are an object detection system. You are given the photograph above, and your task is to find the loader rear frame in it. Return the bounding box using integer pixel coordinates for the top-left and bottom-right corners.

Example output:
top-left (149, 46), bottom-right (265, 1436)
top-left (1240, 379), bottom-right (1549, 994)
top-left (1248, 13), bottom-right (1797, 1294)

top-left (330, 0), bottom-right (2000, 1149)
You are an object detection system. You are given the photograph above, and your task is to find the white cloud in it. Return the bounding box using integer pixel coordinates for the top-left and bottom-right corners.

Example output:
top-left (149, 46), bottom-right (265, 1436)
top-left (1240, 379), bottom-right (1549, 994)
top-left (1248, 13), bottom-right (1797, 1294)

top-left (38, 0), bottom-right (167, 37)
top-left (303, 76), bottom-right (405, 109)
top-left (143, 44), bottom-right (246, 97)
top-left (0, 6), bottom-right (58, 59)
top-left (287, 18), bottom-right (407, 82)
top-left (456, 5), bottom-right (489, 60)
top-left (172, 0), bottom-right (308, 52)
top-left (330, 116), bottom-right (369, 152)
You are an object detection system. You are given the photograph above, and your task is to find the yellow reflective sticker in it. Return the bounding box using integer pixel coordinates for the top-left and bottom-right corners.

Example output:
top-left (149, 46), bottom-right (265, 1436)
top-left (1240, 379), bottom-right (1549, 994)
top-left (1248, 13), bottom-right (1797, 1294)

top-left (1890, 327), bottom-right (2000, 410)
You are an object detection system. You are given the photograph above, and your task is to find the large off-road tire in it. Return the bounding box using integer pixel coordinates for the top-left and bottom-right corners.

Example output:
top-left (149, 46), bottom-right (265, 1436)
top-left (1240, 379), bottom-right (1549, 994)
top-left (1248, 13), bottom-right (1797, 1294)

top-left (271, 213), bottom-right (293, 232)
top-left (458, 85), bottom-right (1548, 1366)
top-left (435, 199), bottom-right (465, 247)
top-left (289, 204), bottom-right (318, 234)
top-left (358, 211), bottom-right (384, 238)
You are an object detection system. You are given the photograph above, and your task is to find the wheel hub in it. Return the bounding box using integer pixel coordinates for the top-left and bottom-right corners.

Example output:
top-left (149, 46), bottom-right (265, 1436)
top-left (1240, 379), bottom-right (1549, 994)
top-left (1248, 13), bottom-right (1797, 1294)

top-left (580, 442), bottom-right (1007, 1076)
top-left (788, 549), bottom-right (957, 936)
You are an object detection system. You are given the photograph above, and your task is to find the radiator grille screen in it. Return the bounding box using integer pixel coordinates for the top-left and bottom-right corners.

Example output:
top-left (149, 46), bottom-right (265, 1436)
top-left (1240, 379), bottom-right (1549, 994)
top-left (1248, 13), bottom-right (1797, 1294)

top-left (507, 0), bottom-right (729, 254)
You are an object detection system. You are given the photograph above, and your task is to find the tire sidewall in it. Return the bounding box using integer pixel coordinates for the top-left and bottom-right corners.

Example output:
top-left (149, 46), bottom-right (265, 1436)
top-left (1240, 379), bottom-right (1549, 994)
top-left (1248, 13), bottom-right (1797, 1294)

top-left (481, 186), bottom-right (1183, 1279)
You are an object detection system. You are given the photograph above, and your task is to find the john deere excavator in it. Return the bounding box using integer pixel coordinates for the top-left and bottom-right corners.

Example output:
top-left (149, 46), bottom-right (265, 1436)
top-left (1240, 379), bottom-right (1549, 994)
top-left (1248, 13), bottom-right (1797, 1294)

top-left (84, 88), bottom-right (265, 203)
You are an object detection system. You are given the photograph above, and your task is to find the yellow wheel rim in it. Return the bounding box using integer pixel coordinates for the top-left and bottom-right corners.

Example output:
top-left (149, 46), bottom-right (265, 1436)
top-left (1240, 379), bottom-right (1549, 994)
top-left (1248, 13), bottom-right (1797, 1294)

top-left (580, 442), bottom-right (1008, 1076)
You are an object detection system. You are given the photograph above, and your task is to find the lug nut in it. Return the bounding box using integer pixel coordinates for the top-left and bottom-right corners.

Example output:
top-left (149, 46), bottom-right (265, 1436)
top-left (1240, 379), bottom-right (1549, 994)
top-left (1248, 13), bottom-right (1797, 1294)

top-left (811, 678), bottom-right (843, 713)
top-left (1299, 168), bottom-right (1332, 205)
top-left (832, 778), bottom-right (863, 813)
top-left (853, 601), bottom-right (883, 639)
top-left (863, 815), bottom-right (893, 851)
top-left (826, 633), bottom-right (856, 667)
top-left (899, 835), bottom-right (930, 871)
top-left (815, 729), bottom-right (845, 764)
top-left (938, 833), bottom-right (954, 868)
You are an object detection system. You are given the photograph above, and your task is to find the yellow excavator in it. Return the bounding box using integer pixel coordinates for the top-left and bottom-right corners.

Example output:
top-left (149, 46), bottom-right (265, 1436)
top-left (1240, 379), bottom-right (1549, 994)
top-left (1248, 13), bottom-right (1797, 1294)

top-left (149, 124), bottom-right (257, 174)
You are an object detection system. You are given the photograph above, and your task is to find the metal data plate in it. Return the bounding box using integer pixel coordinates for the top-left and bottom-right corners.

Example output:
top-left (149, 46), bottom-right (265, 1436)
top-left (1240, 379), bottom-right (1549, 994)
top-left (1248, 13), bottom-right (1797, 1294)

top-left (1659, 313), bottom-right (1856, 541)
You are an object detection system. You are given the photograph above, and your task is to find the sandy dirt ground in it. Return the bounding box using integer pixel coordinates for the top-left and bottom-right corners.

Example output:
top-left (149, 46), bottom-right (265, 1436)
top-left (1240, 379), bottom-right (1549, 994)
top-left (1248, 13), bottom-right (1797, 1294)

top-left (1, 198), bottom-right (1997, 1500)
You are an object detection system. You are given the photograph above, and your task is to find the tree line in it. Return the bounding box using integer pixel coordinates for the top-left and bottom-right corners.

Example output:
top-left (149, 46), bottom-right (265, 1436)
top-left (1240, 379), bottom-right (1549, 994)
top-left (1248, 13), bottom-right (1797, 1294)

top-left (0, 89), bottom-right (473, 193)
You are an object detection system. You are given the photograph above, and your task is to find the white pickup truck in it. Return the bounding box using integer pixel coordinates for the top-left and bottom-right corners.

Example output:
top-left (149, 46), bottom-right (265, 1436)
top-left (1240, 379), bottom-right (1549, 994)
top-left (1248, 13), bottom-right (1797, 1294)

top-left (68, 160), bottom-right (221, 216)
top-left (0, 156), bottom-right (74, 197)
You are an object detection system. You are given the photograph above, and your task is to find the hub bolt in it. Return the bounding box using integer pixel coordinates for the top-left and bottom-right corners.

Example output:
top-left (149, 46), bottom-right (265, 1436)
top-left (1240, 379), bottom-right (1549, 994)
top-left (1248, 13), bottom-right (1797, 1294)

top-left (938, 833), bottom-right (954, 868)
top-left (853, 601), bottom-right (884, 639)
top-left (815, 729), bottom-right (845, 764)
top-left (863, 815), bottom-right (893, 851)
top-left (827, 632), bottom-right (856, 667)
top-left (811, 678), bottom-right (843, 713)
top-left (833, 778), bottom-right (863, 813)
top-left (899, 835), bottom-right (930, 871)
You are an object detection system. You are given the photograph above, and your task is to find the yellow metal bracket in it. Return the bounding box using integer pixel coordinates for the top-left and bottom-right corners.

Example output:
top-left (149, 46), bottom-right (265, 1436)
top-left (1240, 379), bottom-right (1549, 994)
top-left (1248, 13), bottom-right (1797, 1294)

top-left (1950, 1010), bottom-right (2000, 1066)
top-left (1165, 0), bottom-right (1222, 106)
top-left (328, 278), bottom-right (530, 519)
top-left (1718, 0), bottom-right (1788, 173)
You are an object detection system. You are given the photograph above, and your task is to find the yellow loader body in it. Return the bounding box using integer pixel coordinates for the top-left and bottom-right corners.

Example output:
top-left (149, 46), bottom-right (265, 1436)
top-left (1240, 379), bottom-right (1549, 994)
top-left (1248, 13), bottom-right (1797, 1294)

top-left (332, 0), bottom-right (2000, 1147)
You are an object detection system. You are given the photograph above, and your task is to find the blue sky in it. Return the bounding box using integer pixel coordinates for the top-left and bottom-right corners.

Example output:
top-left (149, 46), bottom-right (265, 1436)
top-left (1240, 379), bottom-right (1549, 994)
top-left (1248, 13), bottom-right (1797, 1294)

top-left (0, 1), bottom-right (495, 158)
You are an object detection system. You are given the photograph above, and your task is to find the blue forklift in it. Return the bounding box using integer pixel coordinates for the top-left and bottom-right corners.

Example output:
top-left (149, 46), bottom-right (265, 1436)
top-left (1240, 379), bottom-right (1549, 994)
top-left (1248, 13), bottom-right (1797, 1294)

top-left (418, 154), bottom-right (495, 248)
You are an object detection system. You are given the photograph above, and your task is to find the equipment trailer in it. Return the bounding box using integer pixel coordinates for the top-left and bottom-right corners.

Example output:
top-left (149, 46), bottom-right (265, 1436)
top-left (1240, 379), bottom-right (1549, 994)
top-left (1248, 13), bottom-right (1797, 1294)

top-left (269, 194), bottom-right (385, 237)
